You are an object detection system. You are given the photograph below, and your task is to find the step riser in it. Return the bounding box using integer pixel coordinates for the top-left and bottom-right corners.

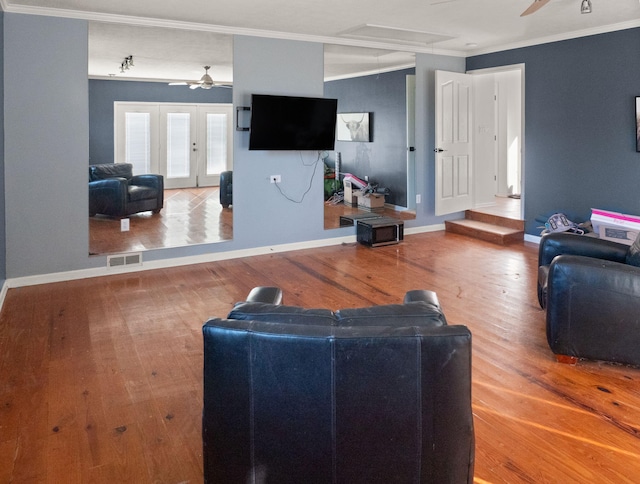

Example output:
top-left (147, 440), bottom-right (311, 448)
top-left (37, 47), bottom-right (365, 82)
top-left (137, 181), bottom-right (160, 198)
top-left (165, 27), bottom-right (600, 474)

top-left (465, 210), bottom-right (525, 230)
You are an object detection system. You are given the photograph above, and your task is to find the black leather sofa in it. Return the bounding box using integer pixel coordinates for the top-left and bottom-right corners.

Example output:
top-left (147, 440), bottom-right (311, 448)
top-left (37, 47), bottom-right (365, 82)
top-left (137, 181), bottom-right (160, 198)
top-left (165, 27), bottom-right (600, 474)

top-left (89, 163), bottom-right (163, 217)
top-left (538, 232), bottom-right (640, 365)
top-left (203, 287), bottom-right (474, 483)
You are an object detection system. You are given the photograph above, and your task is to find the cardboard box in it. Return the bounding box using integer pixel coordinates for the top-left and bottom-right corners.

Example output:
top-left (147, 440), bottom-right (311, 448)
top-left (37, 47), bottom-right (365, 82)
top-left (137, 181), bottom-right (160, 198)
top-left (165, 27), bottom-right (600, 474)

top-left (343, 179), bottom-right (358, 206)
top-left (591, 208), bottom-right (640, 246)
top-left (356, 193), bottom-right (385, 211)
top-left (599, 225), bottom-right (639, 245)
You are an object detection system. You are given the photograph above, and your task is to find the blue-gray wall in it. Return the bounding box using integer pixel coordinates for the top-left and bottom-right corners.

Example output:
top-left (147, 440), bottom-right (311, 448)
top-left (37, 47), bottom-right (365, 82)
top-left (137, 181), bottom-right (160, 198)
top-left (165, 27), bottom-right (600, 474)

top-left (232, 36), bottom-right (328, 247)
top-left (468, 27), bottom-right (640, 235)
top-left (4, 13), bottom-right (89, 278)
top-left (325, 68), bottom-right (415, 207)
top-left (0, 11), bottom-right (5, 283)
top-left (89, 79), bottom-right (232, 164)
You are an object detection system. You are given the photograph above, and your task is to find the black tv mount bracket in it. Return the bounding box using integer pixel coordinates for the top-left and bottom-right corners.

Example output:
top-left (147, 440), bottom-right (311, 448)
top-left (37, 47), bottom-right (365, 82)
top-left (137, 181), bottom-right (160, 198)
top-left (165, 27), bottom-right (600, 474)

top-left (236, 106), bottom-right (251, 131)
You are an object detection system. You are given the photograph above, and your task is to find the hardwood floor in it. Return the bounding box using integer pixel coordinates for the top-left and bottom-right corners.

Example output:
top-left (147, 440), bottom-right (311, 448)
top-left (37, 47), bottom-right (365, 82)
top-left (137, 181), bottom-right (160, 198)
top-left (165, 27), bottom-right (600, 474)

top-left (2, 232), bottom-right (640, 482)
top-left (89, 187), bottom-right (233, 255)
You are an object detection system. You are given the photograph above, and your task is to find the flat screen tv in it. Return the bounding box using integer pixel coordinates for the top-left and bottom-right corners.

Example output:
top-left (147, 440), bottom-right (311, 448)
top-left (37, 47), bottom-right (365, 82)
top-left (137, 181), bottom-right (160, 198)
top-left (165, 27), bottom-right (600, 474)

top-left (249, 94), bottom-right (338, 151)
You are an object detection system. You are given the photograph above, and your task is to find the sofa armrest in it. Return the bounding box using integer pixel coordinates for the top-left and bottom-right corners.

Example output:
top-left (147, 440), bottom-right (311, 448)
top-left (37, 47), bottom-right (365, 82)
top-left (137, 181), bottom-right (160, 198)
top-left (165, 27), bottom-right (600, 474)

top-left (546, 254), bottom-right (640, 365)
top-left (403, 289), bottom-right (441, 308)
top-left (89, 178), bottom-right (128, 215)
top-left (131, 174), bottom-right (164, 191)
top-left (246, 286), bottom-right (283, 304)
top-left (538, 232), bottom-right (628, 267)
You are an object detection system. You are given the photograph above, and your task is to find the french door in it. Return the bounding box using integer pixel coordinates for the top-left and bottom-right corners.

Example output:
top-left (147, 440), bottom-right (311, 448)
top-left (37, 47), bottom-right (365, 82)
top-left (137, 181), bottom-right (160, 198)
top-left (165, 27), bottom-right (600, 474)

top-left (115, 102), bottom-right (233, 189)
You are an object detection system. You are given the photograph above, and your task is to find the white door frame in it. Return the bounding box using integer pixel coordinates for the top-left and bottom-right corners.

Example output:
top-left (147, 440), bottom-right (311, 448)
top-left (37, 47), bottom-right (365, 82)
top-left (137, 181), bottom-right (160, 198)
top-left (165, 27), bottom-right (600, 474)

top-left (467, 64), bottom-right (525, 219)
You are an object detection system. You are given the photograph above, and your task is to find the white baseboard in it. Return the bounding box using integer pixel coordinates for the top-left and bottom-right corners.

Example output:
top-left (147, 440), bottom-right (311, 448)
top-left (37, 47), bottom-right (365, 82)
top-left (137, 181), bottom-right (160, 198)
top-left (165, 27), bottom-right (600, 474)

top-left (525, 234), bottom-right (541, 244)
top-left (0, 280), bottom-right (8, 312)
top-left (4, 222), bottom-right (453, 290)
top-left (6, 234), bottom-right (358, 289)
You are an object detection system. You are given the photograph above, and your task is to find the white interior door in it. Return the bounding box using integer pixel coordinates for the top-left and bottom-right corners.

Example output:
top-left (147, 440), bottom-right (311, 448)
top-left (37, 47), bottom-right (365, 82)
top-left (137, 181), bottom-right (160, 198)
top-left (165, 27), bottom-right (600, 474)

top-left (435, 70), bottom-right (474, 216)
top-left (160, 105), bottom-right (198, 189)
top-left (196, 104), bottom-right (233, 187)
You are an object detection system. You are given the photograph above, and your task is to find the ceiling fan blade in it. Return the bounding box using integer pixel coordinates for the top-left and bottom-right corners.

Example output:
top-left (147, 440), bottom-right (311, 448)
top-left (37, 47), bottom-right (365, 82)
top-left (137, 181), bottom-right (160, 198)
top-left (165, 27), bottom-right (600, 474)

top-left (521, 0), bottom-right (551, 16)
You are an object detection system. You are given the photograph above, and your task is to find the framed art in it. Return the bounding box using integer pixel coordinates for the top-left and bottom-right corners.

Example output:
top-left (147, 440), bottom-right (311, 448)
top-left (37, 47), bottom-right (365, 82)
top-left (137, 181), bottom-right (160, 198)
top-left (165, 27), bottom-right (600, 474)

top-left (337, 112), bottom-right (371, 142)
top-left (636, 97), bottom-right (640, 152)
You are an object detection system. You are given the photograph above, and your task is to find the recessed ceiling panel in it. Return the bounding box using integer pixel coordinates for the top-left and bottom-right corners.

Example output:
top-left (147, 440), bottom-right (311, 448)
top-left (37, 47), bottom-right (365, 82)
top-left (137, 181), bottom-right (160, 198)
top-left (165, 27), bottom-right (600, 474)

top-left (338, 24), bottom-right (455, 46)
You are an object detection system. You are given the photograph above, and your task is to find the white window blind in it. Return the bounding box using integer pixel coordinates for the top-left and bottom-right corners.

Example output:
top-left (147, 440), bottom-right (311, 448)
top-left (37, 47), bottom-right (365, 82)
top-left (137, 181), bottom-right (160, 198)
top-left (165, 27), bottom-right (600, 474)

top-left (166, 113), bottom-right (191, 178)
top-left (125, 112), bottom-right (151, 174)
top-left (206, 113), bottom-right (227, 175)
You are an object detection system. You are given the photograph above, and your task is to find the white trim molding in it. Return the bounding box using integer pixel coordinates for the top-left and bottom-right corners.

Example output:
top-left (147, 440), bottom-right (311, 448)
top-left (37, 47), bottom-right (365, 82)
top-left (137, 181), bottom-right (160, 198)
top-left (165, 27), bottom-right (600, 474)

top-left (6, 224), bottom-right (447, 289)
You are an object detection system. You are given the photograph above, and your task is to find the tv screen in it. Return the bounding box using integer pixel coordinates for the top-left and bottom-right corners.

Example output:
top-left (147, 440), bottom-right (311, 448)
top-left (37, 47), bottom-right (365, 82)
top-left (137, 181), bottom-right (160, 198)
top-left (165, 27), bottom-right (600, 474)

top-left (249, 94), bottom-right (338, 151)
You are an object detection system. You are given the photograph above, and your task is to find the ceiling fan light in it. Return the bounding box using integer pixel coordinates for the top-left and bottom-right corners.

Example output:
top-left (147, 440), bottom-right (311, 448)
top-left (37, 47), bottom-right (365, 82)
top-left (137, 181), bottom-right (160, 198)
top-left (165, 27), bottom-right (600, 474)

top-left (581, 0), bottom-right (592, 14)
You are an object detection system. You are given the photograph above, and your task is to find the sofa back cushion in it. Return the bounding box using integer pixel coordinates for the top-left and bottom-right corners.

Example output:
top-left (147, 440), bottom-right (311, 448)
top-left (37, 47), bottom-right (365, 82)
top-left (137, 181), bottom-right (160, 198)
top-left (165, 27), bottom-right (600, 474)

top-left (335, 302), bottom-right (446, 327)
top-left (228, 301), bottom-right (447, 328)
top-left (89, 163), bottom-right (133, 182)
top-left (228, 302), bottom-right (337, 326)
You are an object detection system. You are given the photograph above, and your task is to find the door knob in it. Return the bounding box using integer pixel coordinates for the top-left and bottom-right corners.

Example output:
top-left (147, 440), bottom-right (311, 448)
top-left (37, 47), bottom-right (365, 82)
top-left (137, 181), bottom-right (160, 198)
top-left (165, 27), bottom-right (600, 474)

top-left (434, 148), bottom-right (446, 153)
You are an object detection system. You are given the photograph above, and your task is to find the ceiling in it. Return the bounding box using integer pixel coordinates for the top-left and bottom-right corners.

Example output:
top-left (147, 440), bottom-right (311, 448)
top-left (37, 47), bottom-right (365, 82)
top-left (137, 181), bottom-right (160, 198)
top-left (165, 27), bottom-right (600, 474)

top-left (5, 0), bottom-right (640, 83)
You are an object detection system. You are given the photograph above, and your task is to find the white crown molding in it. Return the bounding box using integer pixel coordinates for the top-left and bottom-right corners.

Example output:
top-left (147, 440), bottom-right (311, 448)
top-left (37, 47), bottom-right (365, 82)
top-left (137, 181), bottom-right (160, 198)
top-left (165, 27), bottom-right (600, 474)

top-left (7, 3), bottom-right (638, 59)
top-left (3, 4), bottom-right (465, 57)
top-left (468, 19), bottom-right (640, 57)
top-left (325, 62), bottom-right (417, 82)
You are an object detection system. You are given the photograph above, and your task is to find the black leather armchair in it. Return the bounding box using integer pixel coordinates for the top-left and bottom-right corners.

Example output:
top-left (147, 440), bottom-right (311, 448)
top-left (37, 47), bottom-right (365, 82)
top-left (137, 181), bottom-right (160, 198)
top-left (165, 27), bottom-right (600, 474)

top-left (203, 287), bottom-right (474, 483)
top-left (89, 163), bottom-right (163, 217)
top-left (538, 232), bottom-right (640, 365)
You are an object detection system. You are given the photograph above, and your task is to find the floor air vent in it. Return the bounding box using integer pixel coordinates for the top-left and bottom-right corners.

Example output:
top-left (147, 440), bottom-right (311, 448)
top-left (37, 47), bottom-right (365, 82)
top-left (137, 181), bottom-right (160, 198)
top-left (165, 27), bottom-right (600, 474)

top-left (107, 252), bottom-right (142, 268)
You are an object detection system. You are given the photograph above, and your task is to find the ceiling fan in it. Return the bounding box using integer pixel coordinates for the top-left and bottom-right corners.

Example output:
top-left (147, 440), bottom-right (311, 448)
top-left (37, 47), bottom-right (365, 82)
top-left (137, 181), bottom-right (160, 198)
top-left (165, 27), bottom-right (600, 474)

top-left (169, 66), bottom-right (231, 89)
top-left (520, 0), bottom-right (551, 16)
top-left (521, 0), bottom-right (592, 16)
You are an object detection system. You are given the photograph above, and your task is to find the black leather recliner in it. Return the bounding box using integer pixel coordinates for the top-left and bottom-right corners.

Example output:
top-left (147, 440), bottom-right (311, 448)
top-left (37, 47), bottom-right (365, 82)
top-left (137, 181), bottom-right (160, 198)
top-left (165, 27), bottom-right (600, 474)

top-left (202, 287), bottom-right (474, 484)
top-left (89, 163), bottom-right (164, 217)
top-left (538, 232), bottom-right (640, 365)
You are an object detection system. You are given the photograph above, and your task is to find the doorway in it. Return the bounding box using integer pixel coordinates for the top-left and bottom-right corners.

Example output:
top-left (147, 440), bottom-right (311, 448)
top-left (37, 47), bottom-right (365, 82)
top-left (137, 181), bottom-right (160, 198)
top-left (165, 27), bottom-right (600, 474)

top-left (434, 65), bottom-right (524, 219)
top-left (470, 65), bottom-right (524, 219)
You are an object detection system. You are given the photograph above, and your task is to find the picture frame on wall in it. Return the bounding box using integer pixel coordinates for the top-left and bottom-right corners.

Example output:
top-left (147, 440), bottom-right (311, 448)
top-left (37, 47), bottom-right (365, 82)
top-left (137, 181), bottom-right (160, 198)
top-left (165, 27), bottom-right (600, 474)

top-left (636, 97), bottom-right (640, 152)
top-left (336, 112), bottom-right (371, 142)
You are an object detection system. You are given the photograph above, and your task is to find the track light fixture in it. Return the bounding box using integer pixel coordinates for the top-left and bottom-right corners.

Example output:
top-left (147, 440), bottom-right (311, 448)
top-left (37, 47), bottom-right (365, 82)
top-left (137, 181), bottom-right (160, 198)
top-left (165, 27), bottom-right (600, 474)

top-left (119, 55), bottom-right (134, 73)
top-left (580, 0), bottom-right (592, 14)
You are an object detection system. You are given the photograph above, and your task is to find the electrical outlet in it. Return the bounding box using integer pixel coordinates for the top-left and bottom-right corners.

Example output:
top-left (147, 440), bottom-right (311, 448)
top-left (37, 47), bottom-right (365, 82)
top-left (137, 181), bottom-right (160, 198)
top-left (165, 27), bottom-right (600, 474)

top-left (270, 174), bottom-right (281, 184)
top-left (121, 218), bottom-right (130, 232)
top-left (416, 194), bottom-right (422, 204)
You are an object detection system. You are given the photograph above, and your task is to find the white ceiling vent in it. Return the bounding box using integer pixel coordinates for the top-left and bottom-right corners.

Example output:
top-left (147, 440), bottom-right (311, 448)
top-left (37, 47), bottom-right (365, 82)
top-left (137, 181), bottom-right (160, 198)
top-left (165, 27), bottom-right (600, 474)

top-left (338, 24), bottom-right (455, 46)
top-left (107, 252), bottom-right (142, 268)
